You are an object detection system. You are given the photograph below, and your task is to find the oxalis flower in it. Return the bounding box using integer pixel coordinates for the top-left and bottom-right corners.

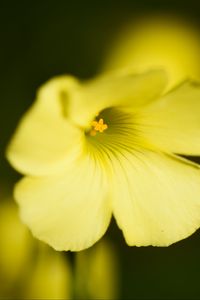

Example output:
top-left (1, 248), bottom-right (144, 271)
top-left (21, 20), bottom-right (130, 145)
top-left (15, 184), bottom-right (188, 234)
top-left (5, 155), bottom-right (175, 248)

top-left (7, 69), bottom-right (200, 251)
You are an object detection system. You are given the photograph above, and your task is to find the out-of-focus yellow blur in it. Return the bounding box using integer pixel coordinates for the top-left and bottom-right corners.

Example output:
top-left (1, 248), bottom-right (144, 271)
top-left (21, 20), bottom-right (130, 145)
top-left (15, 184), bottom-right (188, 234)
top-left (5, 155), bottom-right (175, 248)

top-left (0, 200), bottom-right (32, 287)
top-left (104, 14), bottom-right (200, 90)
top-left (0, 197), bottom-right (72, 299)
top-left (75, 239), bottom-right (119, 299)
top-left (24, 244), bottom-right (72, 299)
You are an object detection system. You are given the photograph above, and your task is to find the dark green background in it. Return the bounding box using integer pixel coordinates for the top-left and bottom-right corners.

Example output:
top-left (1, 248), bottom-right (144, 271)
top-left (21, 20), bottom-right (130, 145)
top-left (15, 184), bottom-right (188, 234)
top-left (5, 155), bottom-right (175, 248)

top-left (1, 1), bottom-right (200, 299)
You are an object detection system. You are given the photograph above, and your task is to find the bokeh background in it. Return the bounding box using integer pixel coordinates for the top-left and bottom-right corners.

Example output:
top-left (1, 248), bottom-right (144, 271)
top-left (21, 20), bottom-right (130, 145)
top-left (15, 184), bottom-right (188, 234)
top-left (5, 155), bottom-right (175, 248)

top-left (1, 0), bottom-right (200, 299)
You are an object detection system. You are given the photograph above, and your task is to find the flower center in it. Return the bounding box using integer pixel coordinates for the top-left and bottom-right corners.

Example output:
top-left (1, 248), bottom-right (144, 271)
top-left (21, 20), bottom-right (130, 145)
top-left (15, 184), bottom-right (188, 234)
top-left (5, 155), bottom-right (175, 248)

top-left (90, 118), bottom-right (108, 136)
top-left (85, 107), bottom-right (139, 165)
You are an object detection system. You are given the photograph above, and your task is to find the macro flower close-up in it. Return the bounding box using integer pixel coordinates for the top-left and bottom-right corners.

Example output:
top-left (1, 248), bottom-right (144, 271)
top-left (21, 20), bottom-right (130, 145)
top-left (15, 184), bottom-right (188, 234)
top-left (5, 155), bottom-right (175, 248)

top-left (7, 68), bottom-right (200, 251)
top-left (3, 1), bottom-right (200, 298)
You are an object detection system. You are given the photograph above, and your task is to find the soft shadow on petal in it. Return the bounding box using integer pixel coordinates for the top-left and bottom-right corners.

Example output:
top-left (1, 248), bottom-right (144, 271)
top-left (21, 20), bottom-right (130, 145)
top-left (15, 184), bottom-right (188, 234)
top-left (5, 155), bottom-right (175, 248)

top-left (69, 69), bottom-right (167, 127)
top-left (135, 81), bottom-right (200, 156)
top-left (111, 149), bottom-right (200, 246)
top-left (7, 76), bottom-right (84, 176)
top-left (15, 155), bottom-right (111, 251)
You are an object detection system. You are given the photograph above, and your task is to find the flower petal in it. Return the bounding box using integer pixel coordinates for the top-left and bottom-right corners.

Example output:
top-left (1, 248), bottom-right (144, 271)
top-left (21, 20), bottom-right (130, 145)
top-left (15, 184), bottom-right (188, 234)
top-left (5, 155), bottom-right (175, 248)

top-left (135, 82), bottom-right (200, 155)
top-left (111, 149), bottom-right (200, 246)
top-left (69, 70), bottom-right (167, 127)
top-left (103, 16), bottom-right (200, 90)
top-left (7, 76), bottom-right (84, 176)
top-left (14, 156), bottom-right (111, 251)
top-left (24, 246), bottom-right (72, 299)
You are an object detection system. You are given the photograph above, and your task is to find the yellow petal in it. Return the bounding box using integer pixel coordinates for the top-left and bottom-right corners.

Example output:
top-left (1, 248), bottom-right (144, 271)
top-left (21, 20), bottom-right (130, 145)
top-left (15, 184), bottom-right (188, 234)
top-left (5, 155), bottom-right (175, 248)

top-left (74, 240), bottom-right (119, 299)
top-left (135, 82), bottom-right (200, 155)
top-left (103, 15), bottom-right (200, 90)
top-left (0, 201), bottom-right (32, 284)
top-left (69, 69), bottom-right (167, 127)
top-left (86, 241), bottom-right (119, 300)
top-left (24, 245), bottom-right (72, 299)
top-left (111, 149), bottom-right (200, 246)
top-left (14, 156), bottom-right (111, 251)
top-left (7, 76), bottom-right (84, 176)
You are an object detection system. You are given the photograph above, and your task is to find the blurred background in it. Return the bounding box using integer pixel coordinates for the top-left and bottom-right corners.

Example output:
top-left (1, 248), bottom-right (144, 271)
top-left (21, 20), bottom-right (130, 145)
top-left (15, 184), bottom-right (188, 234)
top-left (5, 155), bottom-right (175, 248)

top-left (1, 0), bottom-right (200, 299)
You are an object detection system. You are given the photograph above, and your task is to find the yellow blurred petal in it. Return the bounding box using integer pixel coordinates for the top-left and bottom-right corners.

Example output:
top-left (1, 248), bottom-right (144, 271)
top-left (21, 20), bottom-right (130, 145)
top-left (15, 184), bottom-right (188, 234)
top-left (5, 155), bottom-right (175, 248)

top-left (87, 240), bottom-right (119, 299)
top-left (7, 76), bottom-right (84, 176)
top-left (111, 150), bottom-right (200, 246)
top-left (0, 201), bottom-right (32, 283)
top-left (69, 69), bottom-right (167, 127)
top-left (104, 15), bottom-right (200, 90)
top-left (75, 240), bottom-right (119, 300)
top-left (14, 156), bottom-right (111, 251)
top-left (135, 82), bottom-right (200, 155)
top-left (24, 245), bottom-right (72, 299)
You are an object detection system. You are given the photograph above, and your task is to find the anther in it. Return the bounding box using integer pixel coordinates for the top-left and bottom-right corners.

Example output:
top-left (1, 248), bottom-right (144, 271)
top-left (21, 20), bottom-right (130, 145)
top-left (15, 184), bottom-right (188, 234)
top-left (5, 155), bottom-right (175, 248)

top-left (90, 118), bottom-right (108, 136)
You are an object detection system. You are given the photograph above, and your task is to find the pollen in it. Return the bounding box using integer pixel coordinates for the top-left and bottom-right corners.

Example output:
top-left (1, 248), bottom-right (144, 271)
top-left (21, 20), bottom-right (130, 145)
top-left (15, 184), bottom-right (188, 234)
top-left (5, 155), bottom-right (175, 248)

top-left (90, 118), bottom-right (108, 136)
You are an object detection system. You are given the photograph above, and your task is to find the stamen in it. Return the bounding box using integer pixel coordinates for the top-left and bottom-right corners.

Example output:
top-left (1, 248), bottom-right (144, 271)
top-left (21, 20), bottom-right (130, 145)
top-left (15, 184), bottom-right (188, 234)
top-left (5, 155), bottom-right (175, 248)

top-left (90, 118), bottom-right (108, 136)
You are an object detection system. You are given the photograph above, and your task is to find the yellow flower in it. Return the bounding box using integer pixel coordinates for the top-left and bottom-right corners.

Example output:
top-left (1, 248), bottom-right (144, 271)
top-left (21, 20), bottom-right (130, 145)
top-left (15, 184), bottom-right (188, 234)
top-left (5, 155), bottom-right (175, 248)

top-left (0, 200), bottom-right (33, 289)
top-left (24, 244), bottom-right (72, 299)
top-left (103, 15), bottom-right (200, 90)
top-left (74, 239), bottom-right (119, 299)
top-left (6, 69), bottom-right (200, 251)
